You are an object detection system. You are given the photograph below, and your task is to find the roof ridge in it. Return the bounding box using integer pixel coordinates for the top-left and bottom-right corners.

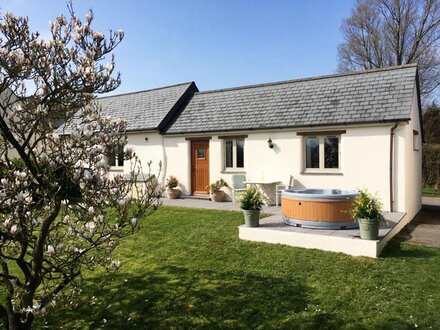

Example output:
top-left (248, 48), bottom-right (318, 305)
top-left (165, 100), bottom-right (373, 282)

top-left (196, 64), bottom-right (418, 95)
top-left (97, 81), bottom-right (194, 100)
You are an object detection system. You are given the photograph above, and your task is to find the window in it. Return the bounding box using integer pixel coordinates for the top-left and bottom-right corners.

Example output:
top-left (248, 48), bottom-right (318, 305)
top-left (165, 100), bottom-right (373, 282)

top-left (413, 130), bottom-right (420, 151)
top-left (108, 145), bottom-right (124, 167)
top-left (197, 148), bottom-right (205, 159)
top-left (304, 135), bottom-right (340, 172)
top-left (224, 138), bottom-right (244, 169)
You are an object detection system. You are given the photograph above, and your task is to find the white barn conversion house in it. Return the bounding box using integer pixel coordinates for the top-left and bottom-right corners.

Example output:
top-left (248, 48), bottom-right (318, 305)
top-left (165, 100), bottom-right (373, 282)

top-left (90, 64), bottom-right (422, 226)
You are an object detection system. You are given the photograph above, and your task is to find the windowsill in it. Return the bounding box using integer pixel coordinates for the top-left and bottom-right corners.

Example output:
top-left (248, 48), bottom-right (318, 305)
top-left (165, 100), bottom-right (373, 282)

top-left (221, 168), bottom-right (246, 174)
top-left (301, 170), bottom-right (343, 175)
top-left (110, 167), bottom-right (124, 172)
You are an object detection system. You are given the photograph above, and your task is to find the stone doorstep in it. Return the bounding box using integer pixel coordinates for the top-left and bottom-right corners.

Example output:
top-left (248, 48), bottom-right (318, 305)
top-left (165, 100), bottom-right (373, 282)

top-left (238, 212), bottom-right (407, 258)
top-left (180, 194), bottom-right (211, 200)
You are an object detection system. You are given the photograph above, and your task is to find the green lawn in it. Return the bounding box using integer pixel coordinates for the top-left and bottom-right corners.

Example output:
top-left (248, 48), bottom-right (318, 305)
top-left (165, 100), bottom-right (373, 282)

top-left (423, 186), bottom-right (440, 196)
top-left (35, 206), bottom-right (440, 329)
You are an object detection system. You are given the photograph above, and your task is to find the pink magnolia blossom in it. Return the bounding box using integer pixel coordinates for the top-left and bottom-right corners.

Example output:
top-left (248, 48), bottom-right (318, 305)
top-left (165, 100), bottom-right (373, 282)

top-left (47, 245), bottom-right (55, 256)
top-left (10, 225), bottom-right (18, 234)
top-left (0, 6), bottom-right (160, 329)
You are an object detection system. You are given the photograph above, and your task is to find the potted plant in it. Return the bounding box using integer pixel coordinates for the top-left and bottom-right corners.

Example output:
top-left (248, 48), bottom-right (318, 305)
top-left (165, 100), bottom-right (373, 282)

top-left (165, 176), bottom-right (181, 199)
top-left (349, 188), bottom-right (385, 240)
top-left (206, 179), bottom-right (229, 202)
top-left (237, 186), bottom-right (264, 227)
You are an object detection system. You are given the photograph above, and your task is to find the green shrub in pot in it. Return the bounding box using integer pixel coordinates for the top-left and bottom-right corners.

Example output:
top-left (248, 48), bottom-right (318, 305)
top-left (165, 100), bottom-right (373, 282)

top-left (165, 175), bottom-right (181, 199)
top-left (350, 188), bottom-right (385, 240)
top-left (237, 186), bottom-right (264, 227)
top-left (206, 179), bottom-right (229, 202)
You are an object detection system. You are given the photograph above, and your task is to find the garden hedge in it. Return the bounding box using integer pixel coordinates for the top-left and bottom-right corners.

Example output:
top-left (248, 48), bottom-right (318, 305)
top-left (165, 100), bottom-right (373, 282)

top-left (423, 144), bottom-right (440, 189)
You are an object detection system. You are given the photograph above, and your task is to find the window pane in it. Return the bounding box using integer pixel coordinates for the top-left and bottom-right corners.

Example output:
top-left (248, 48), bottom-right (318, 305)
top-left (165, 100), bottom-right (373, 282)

top-left (117, 146), bottom-right (124, 167)
top-left (108, 155), bottom-right (115, 167)
top-left (413, 130), bottom-right (419, 151)
top-left (236, 139), bottom-right (244, 168)
top-left (324, 136), bottom-right (339, 168)
top-left (197, 148), bottom-right (205, 159)
top-left (306, 137), bottom-right (319, 168)
top-left (225, 141), bottom-right (233, 168)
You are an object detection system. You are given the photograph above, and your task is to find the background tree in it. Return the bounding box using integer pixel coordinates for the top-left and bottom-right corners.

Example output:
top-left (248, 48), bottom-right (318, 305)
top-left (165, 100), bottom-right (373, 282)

top-left (337, 0), bottom-right (440, 99)
top-left (423, 102), bottom-right (440, 143)
top-left (0, 5), bottom-right (161, 330)
top-left (422, 104), bottom-right (440, 189)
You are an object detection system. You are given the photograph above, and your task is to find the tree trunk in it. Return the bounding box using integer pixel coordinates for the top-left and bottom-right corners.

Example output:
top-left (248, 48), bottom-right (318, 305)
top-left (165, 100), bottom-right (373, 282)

top-left (2, 312), bottom-right (34, 330)
top-left (16, 320), bottom-right (33, 330)
top-left (1, 315), bottom-right (9, 330)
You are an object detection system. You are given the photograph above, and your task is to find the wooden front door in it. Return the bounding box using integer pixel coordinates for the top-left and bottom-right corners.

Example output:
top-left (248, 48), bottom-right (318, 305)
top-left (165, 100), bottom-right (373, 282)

top-left (191, 140), bottom-right (210, 195)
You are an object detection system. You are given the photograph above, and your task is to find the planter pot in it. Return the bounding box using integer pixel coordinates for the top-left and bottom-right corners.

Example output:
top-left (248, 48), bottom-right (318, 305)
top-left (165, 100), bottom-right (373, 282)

top-left (166, 188), bottom-right (181, 199)
top-left (210, 191), bottom-right (225, 202)
top-left (243, 209), bottom-right (261, 227)
top-left (358, 218), bottom-right (380, 240)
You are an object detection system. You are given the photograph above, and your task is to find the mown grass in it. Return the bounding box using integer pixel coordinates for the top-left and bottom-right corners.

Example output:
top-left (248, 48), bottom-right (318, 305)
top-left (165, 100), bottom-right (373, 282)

top-left (422, 186), bottom-right (440, 196)
top-left (29, 206), bottom-right (440, 329)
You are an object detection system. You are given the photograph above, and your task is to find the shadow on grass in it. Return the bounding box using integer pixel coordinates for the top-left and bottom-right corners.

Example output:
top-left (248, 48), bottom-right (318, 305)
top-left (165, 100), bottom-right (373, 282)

top-left (382, 240), bottom-right (437, 259)
top-left (40, 266), bottom-right (345, 329)
top-left (36, 264), bottom-right (426, 329)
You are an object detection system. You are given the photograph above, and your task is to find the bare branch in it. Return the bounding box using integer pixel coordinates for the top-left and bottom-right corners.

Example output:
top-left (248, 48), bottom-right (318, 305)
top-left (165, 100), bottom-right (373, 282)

top-left (338, 0), bottom-right (440, 98)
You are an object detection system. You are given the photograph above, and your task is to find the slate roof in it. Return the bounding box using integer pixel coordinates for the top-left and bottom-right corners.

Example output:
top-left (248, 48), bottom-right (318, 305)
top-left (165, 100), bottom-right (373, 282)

top-left (97, 82), bottom-right (197, 131)
top-left (59, 82), bottom-right (197, 134)
top-left (165, 64), bottom-right (418, 134)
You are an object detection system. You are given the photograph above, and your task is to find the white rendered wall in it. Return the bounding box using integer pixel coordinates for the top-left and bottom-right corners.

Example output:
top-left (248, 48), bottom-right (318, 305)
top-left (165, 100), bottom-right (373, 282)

top-left (164, 126), bottom-right (396, 207)
top-left (401, 87), bottom-right (422, 219)
top-left (113, 113), bottom-right (422, 217)
top-left (110, 132), bottom-right (189, 197)
top-left (244, 131), bottom-right (298, 184)
top-left (163, 136), bottom-right (191, 194)
top-left (391, 86), bottom-right (422, 219)
top-left (164, 124), bottom-right (396, 206)
top-left (243, 127), bottom-right (393, 209)
top-left (126, 132), bottom-right (165, 181)
top-left (109, 131), bottom-right (166, 184)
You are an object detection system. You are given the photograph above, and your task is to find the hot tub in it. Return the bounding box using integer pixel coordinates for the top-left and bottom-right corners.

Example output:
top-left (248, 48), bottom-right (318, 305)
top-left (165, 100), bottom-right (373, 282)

top-left (282, 189), bottom-right (358, 229)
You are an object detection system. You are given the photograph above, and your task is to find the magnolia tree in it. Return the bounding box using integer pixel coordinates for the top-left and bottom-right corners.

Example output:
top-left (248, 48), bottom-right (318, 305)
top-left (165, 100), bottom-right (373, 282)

top-left (0, 6), bottom-right (161, 330)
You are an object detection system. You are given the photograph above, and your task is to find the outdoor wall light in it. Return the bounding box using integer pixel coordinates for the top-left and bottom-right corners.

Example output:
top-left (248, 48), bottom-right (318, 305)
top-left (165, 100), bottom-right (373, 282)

top-left (267, 137), bottom-right (274, 149)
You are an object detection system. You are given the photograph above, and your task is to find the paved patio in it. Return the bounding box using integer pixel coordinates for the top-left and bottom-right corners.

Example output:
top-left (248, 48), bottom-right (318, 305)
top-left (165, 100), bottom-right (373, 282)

top-left (396, 196), bottom-right (440, 247)
top-left (161, 196), bottom-right (280, 214)
top-left (239, 212), bottom-right (406, 258)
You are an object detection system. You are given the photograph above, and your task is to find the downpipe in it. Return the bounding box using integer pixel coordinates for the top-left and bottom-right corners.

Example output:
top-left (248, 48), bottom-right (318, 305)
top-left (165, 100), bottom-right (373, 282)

top-left (161, 134), bottom-right (167, 187)
top-left (389, 123), bottom-right (398, 212)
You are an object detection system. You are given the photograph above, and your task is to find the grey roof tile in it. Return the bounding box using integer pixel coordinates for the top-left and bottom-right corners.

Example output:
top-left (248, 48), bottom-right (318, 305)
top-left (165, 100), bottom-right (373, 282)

top-left (97, 82), bottom-right (194, 131)
top-left (165, 65), bottom-right (417, 134)
top-left (60, 82), bottom-right (196, 133)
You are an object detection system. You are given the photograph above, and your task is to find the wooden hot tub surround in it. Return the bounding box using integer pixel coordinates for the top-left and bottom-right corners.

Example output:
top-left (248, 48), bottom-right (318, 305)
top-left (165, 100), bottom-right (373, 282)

top-left (282, 189), bottom-right (358, 229)
top-left (282, 198), bottom-right (353, 222)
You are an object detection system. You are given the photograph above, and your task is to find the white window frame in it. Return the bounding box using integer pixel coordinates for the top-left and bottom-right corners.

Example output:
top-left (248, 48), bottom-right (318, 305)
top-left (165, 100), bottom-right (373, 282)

top-left (108, 145), bottom-right (124, 169)
top-left (224, 138), bottom-right (245, 171)
top-left (303, 135), bottom-right (341, 173)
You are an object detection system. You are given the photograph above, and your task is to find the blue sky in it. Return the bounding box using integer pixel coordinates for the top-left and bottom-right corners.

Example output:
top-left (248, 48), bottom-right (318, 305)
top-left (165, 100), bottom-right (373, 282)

top-left (1, 0), bottom-right (355, 94)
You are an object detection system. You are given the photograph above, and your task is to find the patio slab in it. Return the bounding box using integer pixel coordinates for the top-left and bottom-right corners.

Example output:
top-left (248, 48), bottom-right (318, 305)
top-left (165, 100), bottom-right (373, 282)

top-left (239, 212), bottom-right (407, 258)
top-left (396, 197), bottom-right (440, 247)
top-left (161, 196), bottom-right (280, 214)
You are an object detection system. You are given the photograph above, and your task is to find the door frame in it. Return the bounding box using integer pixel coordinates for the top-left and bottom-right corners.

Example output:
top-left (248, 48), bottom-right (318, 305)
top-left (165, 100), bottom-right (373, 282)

top-left (190, 139), bottom-right (210, 195)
